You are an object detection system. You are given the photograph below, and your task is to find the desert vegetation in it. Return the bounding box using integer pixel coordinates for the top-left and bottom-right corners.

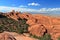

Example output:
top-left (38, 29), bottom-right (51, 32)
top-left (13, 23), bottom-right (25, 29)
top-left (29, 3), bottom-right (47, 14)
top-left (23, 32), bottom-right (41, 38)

top-left (0, 11), bottom-right (60, 40)
top-left (58, 37), bottom-right (60, 40)
top-left (30, 33), bottom-right (51, 40)
top-left (0, 14), bottom-right (29, 34)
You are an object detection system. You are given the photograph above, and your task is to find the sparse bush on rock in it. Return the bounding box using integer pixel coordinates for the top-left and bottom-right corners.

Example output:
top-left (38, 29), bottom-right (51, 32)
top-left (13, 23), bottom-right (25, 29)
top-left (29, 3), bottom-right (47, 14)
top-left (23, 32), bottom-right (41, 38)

top-left (58, 37), bottom-right (60, 40)
top-left (0, 11), bottom-right (60, 40)
top-left (39, 33), bottom-right (51, 40)
top-left (31, 33), bottom-right (51, 40)
top-left (0, 14), bottom-right (29, 34)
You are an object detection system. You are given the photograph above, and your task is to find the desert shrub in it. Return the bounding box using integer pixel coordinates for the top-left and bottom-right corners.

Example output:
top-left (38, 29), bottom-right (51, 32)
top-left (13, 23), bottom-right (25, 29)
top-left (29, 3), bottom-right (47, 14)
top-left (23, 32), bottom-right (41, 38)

top-left (0, 16), bottom-right (29, 34)
top-left (58, 37), bottom-right (60, 40)
top-left (0, 25), bottom-right (4, 32)
top-left (39, 33), bottom-right (51, 40)
top-left (31, 33), bottom-right (51, 40)
top-left (32, 35), bottom-right (39, 39)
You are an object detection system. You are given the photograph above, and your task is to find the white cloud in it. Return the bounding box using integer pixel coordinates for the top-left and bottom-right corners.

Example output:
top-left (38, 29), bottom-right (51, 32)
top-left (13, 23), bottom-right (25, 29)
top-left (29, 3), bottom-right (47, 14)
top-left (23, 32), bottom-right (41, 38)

top-left (0, 6), bottom-right (60, 16)
top-left (28, 2), bottom-right (40, 6)
top-left (0, 6), bottom-right (39, 12)
top-left (39, 8), bottom-right (60, 11)
top-left (19, 5), bottom-right (27, 8)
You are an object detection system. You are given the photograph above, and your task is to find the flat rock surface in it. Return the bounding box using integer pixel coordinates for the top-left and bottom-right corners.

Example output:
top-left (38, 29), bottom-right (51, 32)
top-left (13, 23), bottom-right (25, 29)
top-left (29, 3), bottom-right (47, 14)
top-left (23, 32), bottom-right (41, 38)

top-left (0, 32), bottom-right (38, 40)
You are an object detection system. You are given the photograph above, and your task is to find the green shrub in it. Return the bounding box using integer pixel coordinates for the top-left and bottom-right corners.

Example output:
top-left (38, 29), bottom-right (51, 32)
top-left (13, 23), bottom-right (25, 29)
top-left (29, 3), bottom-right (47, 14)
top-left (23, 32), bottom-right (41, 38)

top-left (58, 37), bottom-right (60, 40)
top-left (0, 25), bottom-right (4, 32)
top-left (0, 16), bottom-right (29, 34)
top-left (32, 35), bottom-right (39, 39)
top-left (31, 33), bottom-right (51, 40)
top-left (39, 33), bottom-right (51, 40)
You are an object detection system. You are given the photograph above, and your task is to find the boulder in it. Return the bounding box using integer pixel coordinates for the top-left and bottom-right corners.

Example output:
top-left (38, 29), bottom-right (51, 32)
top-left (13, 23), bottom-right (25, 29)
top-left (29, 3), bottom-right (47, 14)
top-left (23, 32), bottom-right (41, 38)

top-left (28, 24), bottom-right (46, 37)
top-left (0, 32), bottom-right (16, 40)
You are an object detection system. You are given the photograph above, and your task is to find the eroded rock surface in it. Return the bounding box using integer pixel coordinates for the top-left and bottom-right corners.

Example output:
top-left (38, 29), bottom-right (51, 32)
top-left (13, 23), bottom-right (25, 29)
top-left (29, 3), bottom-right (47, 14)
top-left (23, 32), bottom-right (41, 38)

top-left (28, 24), bottom-right (46, 37)
top-left (1, 10), bottom-right (60, 40)
top-left (0, 32), bottom-right (16, 40)
top-left (0, 32), bottom-right (37, 40)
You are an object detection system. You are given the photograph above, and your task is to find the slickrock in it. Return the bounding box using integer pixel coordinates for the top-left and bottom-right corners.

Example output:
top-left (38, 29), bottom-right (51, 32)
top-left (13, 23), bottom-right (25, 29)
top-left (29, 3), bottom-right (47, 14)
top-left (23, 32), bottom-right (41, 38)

top-left (0, 32), bottom-right (16, 40)
top-left (28, 24), bottom-right (46, 37)
top-left (0, 31), bottom-right (38, 40)
top-left (1, 10), bottom-right (60, 40)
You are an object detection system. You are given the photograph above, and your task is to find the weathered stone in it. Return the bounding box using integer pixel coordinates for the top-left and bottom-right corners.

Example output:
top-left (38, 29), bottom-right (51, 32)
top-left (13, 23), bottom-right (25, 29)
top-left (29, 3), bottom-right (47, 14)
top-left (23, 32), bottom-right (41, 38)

top-left (28, 24), bottom-right (46, 37)
top-left (0, 32), bottom-right (16, 40)
top-left (1, 11), bottom-right (60, 40)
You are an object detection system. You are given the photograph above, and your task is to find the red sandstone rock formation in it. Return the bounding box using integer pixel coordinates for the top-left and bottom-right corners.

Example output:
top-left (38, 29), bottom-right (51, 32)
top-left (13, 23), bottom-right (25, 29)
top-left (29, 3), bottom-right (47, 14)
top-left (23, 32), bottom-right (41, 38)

top-left (0, 32), bottom-right (16, 40)
top-left (0, 31), bottom-right (37, 40)
top-left (28, 24), bottom-right (46, 37)
top-left (1, 10), bottom-right (60, 40)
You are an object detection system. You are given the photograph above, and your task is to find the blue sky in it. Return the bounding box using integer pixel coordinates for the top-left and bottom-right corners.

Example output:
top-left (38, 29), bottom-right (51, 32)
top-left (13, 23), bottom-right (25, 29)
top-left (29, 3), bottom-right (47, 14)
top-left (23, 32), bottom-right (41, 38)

top-left (0, 0), bottom-right (60, 9)
top-left (0, 0), bottom-right (60, 16)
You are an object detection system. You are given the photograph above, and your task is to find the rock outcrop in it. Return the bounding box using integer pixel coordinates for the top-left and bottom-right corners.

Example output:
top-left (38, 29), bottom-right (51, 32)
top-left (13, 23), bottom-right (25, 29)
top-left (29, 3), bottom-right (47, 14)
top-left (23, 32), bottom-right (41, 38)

top-left (0, 10), bottom-right (60, 40)
top-left (0, 32), bottom-right (16, 40)
top-left (0, 31), bottom-right (37, 40)
top-left (28, 24), bottom-right (46, 37)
